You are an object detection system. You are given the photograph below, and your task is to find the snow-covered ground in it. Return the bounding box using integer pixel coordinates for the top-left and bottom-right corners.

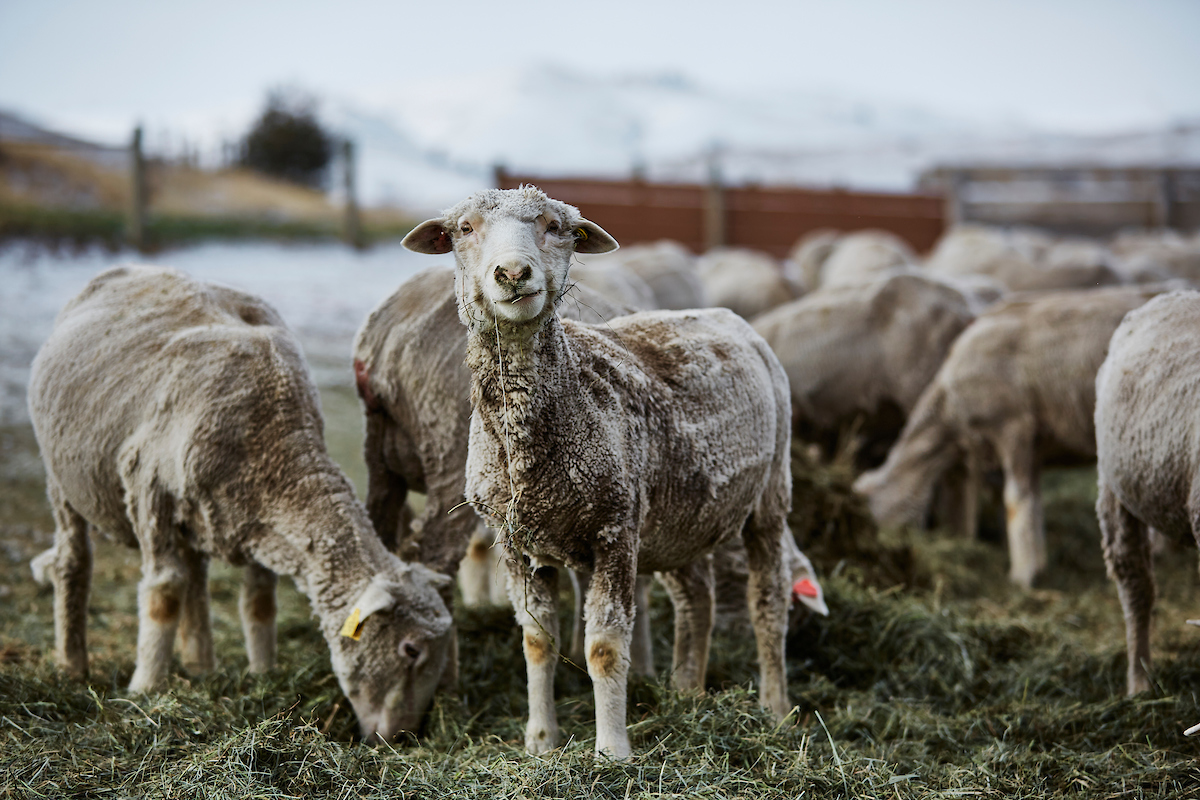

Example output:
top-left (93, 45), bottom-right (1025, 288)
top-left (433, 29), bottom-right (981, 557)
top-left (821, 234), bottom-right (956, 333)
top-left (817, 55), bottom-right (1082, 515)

top-left (0, 241), bottom-right (449, 426)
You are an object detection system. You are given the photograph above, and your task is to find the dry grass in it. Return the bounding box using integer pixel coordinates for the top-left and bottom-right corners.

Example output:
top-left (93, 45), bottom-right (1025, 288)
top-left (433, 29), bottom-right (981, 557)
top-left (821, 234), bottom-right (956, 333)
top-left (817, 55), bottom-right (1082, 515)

top-left (0, 140), bottom-right (416, 250)
top-left (3, 401), bottom-right (1200, 797)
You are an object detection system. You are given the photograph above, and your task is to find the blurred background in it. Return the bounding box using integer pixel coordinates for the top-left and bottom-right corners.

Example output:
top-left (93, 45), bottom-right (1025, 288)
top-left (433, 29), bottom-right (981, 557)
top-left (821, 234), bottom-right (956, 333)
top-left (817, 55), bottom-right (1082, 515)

top-left (1, 0), bottom-right (1198, 468)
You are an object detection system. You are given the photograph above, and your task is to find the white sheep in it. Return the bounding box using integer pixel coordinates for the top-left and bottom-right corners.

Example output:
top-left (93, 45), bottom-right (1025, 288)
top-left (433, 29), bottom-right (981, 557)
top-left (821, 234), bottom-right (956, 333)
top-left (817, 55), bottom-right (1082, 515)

top-left (578, 239), bottom-right (708, 310)
top-left (402, 186), bottom-right (800, 759)
top-left (1094, 290), bottom-right (1200, 706)
top-left (352, 265), bottom-right (658, 674)
top-left (816, 230), bottom-right (914, 290)
top-left (28, 265), bottom-right (454, 742)
top-left (752, 272), bottom-right (976, 468)
top-left (924, 224), bottom-right (1123, 292)
top-left (695, 246), bottom-right (801, 320)
top-left (856, 285), bottom-right (1168, 587)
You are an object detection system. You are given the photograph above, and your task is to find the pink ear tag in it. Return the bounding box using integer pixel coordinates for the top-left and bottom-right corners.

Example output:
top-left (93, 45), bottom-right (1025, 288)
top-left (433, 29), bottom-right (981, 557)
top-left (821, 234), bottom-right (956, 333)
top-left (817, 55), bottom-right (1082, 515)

top-left (793, 579), bottom-right (819, 599)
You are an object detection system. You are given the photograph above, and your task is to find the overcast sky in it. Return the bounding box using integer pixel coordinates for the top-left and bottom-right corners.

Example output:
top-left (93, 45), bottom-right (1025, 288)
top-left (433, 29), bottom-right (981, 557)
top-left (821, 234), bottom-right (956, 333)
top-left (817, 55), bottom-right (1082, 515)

top-left (1, 0), bottom-right (1198, 144)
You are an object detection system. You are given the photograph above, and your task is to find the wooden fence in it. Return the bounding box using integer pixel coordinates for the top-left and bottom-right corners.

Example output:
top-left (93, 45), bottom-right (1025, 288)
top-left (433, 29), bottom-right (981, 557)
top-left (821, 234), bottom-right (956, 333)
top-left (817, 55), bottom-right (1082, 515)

top-left (921, 165), bottom-right (1200, 237)
top-left (495, 168), bottom-right (946, 258)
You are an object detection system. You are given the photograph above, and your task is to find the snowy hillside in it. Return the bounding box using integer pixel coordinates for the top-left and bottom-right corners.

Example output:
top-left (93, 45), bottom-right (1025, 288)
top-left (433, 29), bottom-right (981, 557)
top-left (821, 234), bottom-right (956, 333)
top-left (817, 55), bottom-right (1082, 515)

top-left (319, 64), bottom-right (1199, 214)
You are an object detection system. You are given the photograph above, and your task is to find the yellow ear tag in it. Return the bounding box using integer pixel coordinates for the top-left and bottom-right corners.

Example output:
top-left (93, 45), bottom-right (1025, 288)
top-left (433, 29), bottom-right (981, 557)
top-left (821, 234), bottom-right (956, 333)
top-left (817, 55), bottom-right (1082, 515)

top-left (575, 227), bottom-right (588, 241)
top-left (340, 607), bottom-right (364, 640)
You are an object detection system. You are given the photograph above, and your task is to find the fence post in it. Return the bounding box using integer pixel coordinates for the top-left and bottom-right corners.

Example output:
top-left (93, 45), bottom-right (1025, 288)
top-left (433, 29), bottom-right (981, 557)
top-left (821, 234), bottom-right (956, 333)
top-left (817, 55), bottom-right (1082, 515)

top-left (127, 126), bottom-right (147, 251)
top-left (1152, 169), bottom-right (1175, 230)
top-left (342, 139), bottom-right (363, 249)
top-left (493, 163), bottom-right (509, 189)
top-left (703, 150), bottom-right (725, 250)
top-left (944, 171), bottom-right (967, 227)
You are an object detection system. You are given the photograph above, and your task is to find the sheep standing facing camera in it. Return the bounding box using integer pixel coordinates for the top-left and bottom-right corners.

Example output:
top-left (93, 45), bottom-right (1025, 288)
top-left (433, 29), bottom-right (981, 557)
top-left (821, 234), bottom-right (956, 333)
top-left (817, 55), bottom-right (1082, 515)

top-left (28, 265), bottom-right (454, 742)
top-left (402, 186), bottom-right (804, 759)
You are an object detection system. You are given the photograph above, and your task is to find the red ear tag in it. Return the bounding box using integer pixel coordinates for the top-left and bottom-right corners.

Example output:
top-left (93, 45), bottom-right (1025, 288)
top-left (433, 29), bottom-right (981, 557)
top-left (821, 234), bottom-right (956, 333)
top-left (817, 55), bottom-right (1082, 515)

top-left (793, 579), bottom-right (819, 599)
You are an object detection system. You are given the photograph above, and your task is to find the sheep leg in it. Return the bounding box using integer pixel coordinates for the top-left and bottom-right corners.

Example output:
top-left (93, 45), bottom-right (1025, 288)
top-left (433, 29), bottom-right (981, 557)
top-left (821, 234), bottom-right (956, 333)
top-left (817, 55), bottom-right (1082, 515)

top-left (503, 549), bottom-right (561, 754)
top-left (568, 568), bottom-right (589, 666)
top-left (657, 556), bottom-right (714, 693)
top-left (584, 543), bottom-right (637, 759)
top-left (630, 576), bottom-right (656, 679)
top-left (240, 561), bottom-right (278, 672)
top-left (992, 419), bottom-right (1045, 588)
top-left (1098, 480), bottom-right (1155, 695)
top-left (937, 448), bottom-right (980, 540)
top-left (742, 518), bottom-right (790, 720)
top-left (571, 570), bottom-right (654, 677)
top-left (175, 543), bottom-right (215, 675)
top-left (363, 413), bottom-right (410, 554)
top-left (126, 484), bottom-right (186, 694)
top-left (46, 480), bottom-right (92, 680)
top-left (458, 527), bottom-right (493, 607)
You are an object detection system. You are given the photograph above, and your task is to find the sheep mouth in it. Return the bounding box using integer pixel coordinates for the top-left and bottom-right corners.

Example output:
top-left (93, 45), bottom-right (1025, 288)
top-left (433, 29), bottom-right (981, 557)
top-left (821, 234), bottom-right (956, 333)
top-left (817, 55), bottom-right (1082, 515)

top-left (505, 290), bottom-right (543, 305)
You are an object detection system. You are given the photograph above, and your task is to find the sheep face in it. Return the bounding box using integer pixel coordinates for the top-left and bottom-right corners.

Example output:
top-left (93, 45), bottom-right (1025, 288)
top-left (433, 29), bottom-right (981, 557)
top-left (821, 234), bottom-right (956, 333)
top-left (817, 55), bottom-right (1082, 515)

top-left (403, 187), bottom-right (618, 329)
top-left (328, 569), bottom-right (455, 742)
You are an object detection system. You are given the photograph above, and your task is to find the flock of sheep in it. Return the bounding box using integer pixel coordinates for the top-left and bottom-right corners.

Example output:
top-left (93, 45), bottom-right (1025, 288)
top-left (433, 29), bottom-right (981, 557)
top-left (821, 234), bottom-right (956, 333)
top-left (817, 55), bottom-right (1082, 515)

top-left (24, 185), bottom-right (1200, 759)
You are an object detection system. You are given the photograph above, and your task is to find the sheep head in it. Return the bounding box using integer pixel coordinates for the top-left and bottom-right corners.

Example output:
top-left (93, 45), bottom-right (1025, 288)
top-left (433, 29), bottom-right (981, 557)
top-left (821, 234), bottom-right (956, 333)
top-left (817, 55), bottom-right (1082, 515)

top-left (403, 186), bottom-right (618, 331)
top-left (326, 564), bottom-right (455, 742)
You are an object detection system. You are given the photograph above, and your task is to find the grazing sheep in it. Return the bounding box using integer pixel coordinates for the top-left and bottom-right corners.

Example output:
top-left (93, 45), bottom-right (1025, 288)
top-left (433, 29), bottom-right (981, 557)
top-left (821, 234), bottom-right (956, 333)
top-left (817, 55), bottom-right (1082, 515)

top-left (752, 272), bottom-right (975, 467)
top-left (568, 261), bottom-right (658, 315)
top-left (696, 247), bottom-right (801, 320)
top-left (403, 186), bottom-right (799, 758)
top-left (28, 265), bottom-right (454, 742)
top-left (787, 228), bottom-right (840, 293)
top-left (856, 285), bottom-right (1168, 587)
top-left (925, 224), bottom-right (1123, 292)
top-left (1094, 290), bottom-right (1200, 701)
top-left (1110, 230), bottom-right (1200, 285)
top-left (352, 266), bottom-right (657, 673)
top-left (817, 230), bottom-right (915, 290)
top-left (579, 240), bottom-right (708, 310)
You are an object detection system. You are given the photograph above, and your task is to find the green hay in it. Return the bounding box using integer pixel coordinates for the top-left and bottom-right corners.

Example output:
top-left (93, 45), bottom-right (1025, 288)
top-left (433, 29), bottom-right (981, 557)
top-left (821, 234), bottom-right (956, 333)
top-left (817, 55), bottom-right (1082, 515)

top-left (5, 414), bottom-right (1200, 797)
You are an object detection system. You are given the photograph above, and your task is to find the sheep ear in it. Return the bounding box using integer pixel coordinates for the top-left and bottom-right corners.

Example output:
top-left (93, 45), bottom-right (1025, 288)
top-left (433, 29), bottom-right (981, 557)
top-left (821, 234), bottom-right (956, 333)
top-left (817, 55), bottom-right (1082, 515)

top-left (403, 218), bottom-right (454, 254)
top-left (340, 576), bottom-right (398, 640)
top-left (784, 537), bottom-right (829, 617)
top-left (574, 219), bottom-right (619, 254)
top-left (407, 560), bottom-right (454, 589)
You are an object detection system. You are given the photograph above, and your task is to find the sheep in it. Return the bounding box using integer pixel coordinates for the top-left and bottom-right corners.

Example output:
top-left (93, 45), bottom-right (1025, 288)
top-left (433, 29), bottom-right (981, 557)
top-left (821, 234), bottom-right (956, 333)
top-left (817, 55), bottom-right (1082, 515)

top-left (402, 186), bottom-right (800, 759)
top-left (816, 230), bottom-right (915, 290)
top-left (787, 228), bottom-right (840, 293)
top-left (855, 285), bottom-right (1169, 588)
top-left (352, 265), bottom-right (658, 674)
top-left (578, 240), bottom-right (708, 310)
top-left (1094, 290), bottom-right (1200, 704)
top-left (27, 265), bottom-right (454, 742)
top-left (1110, 230), bottom-right (1200, 285)
top-left (924, 224), bottom-right (1123, 292)
top-left (695, 247), bottom-right (801, 320)
top-left (568, 260), bottom-right (658, 315)
top-left (752, 272), bottom-right (975, 468)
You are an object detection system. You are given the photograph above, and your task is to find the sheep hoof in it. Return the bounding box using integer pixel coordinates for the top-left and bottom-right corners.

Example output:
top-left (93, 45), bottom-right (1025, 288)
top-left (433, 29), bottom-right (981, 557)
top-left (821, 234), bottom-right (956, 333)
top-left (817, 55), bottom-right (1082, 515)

top-left (525, 725), bottom-right (560, 755)
top-left (594, 737), bottom-right (632, 760)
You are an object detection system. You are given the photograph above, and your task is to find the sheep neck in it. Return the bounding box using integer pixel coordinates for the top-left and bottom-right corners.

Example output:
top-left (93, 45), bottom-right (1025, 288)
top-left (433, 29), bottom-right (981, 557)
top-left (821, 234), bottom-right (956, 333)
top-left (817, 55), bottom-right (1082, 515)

top-left (465, 311), bottom-right (581, 519)
top-left (237, 462), bottom-right (381, 625)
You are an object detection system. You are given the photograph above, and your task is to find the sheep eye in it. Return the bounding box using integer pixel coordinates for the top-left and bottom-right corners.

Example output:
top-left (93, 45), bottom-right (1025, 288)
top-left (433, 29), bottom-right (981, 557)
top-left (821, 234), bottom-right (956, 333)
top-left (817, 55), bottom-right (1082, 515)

top-left (460, 223), bottom-right (473, 235)
top-left (546, 221), bottom-right (560, 233)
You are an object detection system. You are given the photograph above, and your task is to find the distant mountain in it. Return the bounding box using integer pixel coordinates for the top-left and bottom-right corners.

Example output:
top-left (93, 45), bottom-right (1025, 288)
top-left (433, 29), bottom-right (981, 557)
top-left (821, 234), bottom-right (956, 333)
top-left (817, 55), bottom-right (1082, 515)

top-left (315, 65), bottom-right (1200, 214)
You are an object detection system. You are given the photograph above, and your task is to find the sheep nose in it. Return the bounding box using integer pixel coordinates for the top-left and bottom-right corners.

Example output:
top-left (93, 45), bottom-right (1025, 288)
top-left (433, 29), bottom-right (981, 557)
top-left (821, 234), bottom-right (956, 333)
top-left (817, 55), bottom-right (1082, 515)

top-left (494, 263), bottom-right (532, 286)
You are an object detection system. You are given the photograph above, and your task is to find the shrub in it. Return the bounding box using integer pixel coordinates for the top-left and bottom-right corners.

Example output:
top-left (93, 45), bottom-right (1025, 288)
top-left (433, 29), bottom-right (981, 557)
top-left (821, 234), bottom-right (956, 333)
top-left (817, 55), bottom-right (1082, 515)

top-left (240, 89), bottom-right (334, 189)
